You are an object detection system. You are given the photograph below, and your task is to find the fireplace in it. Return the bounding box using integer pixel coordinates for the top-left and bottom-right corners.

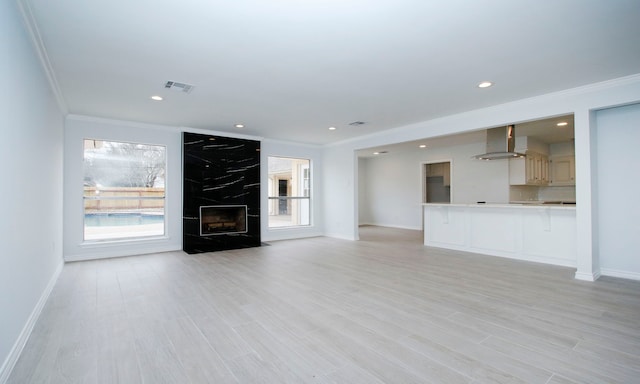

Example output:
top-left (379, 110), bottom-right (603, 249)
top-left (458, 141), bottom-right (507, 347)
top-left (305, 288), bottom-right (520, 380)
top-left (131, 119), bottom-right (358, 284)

top-left (183, 132), bottom-right (260, 254)
top-left (200, 205), bottom-right (247, 236)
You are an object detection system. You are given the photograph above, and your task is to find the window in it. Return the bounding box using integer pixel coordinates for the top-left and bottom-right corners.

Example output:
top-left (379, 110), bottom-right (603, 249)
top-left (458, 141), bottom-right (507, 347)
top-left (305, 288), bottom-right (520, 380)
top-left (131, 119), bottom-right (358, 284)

top-left (268, 156), bottom-right (311, 228)
top-left (83, 139), bottom-right (166, 241)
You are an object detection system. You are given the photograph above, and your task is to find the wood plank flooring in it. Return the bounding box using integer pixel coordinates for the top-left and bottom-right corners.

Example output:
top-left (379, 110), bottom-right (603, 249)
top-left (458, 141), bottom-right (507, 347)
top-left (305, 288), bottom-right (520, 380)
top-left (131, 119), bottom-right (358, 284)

top-left (8, 226), bottom-right (640, 383)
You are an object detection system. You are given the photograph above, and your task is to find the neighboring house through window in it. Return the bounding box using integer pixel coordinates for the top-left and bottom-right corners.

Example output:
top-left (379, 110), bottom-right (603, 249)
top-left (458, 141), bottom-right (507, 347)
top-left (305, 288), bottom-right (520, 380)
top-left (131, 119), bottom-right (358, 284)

top-left (268, 156), bottom-right (311, 228)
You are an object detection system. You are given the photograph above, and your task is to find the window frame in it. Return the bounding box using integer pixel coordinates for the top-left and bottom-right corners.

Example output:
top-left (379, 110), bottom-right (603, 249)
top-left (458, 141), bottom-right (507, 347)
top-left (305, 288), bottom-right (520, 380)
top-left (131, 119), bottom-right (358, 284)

top-left (267, 156), bottom-right (312, 229)
top-left (82, 138), bottom-right (167, 242)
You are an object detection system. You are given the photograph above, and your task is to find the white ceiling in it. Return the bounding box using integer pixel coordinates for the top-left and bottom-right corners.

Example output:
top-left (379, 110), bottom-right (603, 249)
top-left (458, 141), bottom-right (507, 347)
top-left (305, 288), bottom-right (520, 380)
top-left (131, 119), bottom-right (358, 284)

top-left (21, 0), bottom-right (640, 145)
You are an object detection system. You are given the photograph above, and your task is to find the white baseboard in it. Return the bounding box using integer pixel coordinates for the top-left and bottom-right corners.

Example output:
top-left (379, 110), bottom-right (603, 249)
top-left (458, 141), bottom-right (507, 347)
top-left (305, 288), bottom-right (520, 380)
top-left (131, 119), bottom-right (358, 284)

top-left (574, 270), bottom-right (600, 282)
top-left (324, 232), bottom-right (357, 241)
top-left (65, 244), bottom-right (181, 262)
top-left (0, 259), bottom-right (63, 384)
top-left (425, 241), bottom-right (577, 269)
top-left (360, 223), bottom-right (422, 231)
top-left (263, 229), bottom-right (325, 242)
top-left (600, 268), bottom-right (640, 281)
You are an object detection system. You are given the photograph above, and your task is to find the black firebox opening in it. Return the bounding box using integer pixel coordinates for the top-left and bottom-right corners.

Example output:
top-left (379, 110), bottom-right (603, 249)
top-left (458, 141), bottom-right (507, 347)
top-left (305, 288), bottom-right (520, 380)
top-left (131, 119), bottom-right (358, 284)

top-left (200, 205), bottom-right (247, 236)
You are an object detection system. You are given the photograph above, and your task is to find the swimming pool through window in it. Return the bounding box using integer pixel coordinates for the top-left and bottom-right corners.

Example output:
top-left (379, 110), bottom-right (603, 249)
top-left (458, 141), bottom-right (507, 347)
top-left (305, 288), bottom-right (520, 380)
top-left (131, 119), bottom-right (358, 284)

top-left (83, 139), bottom-right (166, 241)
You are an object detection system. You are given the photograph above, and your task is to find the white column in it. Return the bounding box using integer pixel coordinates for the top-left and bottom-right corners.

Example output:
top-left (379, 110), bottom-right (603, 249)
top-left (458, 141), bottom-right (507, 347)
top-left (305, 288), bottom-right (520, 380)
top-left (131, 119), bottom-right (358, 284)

top-left (573, 109), bottom-right (600, 281)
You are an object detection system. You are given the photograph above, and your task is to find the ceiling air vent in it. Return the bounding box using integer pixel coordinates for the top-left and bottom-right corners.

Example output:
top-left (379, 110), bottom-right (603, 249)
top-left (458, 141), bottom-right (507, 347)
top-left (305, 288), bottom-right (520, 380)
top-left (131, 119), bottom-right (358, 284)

top-left (349, 121), bottom-right (366, 126)
top-left (164, 81), bottom-right (194, 94)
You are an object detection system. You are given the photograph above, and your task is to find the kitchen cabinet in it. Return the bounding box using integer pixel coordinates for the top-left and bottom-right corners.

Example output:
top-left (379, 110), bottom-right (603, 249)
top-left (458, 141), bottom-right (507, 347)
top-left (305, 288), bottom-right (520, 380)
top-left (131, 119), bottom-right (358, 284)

top-left (549, 155), bottom-right (575, 185)
top-left (533, 153), bottom-right (548, 184)
top-left (509, 152), bottom-right (549, 185)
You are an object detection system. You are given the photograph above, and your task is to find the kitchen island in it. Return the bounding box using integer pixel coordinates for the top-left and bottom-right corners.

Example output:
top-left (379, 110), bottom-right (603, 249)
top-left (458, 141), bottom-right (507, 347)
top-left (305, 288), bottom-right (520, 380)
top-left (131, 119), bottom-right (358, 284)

top-left (423, 203), bottom-right (576, 267)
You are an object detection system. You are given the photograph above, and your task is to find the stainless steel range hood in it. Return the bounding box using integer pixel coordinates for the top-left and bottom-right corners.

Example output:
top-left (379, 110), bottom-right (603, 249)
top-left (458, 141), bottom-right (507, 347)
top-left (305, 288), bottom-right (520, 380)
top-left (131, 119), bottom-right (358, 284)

top-left (474, 125), bottom-right (526, 160)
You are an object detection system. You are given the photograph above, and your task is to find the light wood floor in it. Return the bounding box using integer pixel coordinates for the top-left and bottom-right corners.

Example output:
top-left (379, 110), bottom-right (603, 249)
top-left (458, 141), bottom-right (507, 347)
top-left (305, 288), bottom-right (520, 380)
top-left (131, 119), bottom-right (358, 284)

top-left (8, 226), bottom-right (640, 383)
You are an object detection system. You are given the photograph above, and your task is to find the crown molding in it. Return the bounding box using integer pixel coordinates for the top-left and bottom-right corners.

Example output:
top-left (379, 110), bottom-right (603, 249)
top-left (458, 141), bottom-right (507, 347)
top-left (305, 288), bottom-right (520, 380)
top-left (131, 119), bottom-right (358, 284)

top-left (66, 114), bottom-right (267, 142)
top-left (261, 137), bottom-right (323, 149)
top-left (16, 0), bottom-right (68, 114)
top-left (67, 114), bottom-right (179, 132)
top-left (180, 126), bottom-right (263, 142)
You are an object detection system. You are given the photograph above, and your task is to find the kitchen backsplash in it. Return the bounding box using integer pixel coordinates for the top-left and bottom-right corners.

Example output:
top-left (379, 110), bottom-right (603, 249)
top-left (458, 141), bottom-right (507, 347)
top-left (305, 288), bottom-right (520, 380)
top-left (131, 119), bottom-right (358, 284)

top-left (509, 185), bottom-right (576, 202)
top-left (509, 185), bottom-right (539, 201)
top-left (538, 186), bottom-right (576, 202)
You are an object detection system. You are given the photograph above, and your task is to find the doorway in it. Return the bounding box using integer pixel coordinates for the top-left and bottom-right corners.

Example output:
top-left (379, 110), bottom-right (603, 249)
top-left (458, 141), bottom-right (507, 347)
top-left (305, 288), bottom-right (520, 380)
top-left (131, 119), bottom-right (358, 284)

top-left (423, 161), bottom-right (451, 203)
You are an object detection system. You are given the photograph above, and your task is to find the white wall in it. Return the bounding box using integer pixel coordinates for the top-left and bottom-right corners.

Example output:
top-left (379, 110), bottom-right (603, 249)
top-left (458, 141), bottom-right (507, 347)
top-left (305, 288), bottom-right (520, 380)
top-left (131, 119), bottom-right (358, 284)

top-left (63, 116), bottom-right (183, 261)
top-left (324, 75), bottom-right (640, 279)
top-left (595, 103), bottom-right (640, 280)
top-left (324, 145), bottom-right (359, 240)
top-left (359, 152), bottom-right (423, 230)
top-left (0, 1), bottom-right (64, 380)
top-left (64, 119), bottom-right (326, 256)
top-left (358, 141), bottom-right (510, 230)
top-left (439, 142), bottom-right (509, 204)
top-left (261, 139), bottom-right (324, 241)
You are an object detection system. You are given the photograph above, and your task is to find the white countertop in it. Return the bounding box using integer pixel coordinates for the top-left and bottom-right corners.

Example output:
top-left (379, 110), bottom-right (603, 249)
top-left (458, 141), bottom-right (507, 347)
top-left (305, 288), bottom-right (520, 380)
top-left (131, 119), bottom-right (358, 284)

top-left (510, 200), bottom-right (576, 205)
top-left (423, 202), bottom-right (576, 210)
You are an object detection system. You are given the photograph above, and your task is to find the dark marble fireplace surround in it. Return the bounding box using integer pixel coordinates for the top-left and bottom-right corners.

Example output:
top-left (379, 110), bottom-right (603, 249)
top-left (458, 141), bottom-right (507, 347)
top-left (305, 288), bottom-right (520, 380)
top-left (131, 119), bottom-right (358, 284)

top-left (183, 132), bottom-right (261, 254)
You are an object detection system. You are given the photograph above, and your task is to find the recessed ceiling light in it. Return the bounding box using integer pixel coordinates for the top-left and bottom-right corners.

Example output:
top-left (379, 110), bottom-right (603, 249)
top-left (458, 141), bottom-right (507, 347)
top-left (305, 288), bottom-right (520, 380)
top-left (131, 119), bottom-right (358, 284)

top-left (557, 122), bottom-right (568, 126)
top-left (328, 126), bottom-right (336, 131)
top-left (419, 144), bottom-right (427, 148)
top-left (373, 152), bottom-right (380, 155)
top-left (234, 124), bottom-right (244, 128)
top-left (151, 95), bottom-right (163, 101)
top-left (478, 81), bottom-right (493, 88)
